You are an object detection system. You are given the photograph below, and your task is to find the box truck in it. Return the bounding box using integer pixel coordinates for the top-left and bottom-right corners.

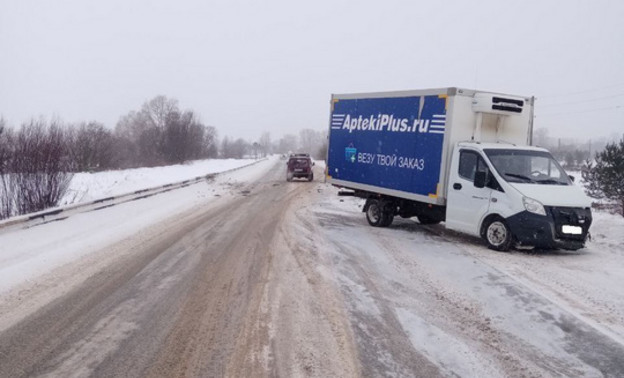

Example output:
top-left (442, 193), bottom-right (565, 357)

top-left (326, 87), bottom-right (592, 251)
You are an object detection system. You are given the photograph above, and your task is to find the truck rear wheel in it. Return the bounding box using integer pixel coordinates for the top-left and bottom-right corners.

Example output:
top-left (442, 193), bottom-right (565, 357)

top-left (366, 199), bottom-right (393, 227)
top-left (366, 199), bottom-right (385, 227)
top-left (366, 200), bottom-right (383, 226)
top-left (484, 217), bottom-right (513, 251)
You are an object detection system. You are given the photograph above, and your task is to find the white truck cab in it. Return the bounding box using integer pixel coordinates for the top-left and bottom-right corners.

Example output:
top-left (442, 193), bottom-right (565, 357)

top-left (446, 142), bottom-right (592, 250)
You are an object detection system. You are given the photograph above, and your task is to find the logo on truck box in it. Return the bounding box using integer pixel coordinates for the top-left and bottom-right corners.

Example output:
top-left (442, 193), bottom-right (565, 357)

top-left (345, 146), bottom-right (357, 163)
top-left (332, 113), bottom-right (445, 134)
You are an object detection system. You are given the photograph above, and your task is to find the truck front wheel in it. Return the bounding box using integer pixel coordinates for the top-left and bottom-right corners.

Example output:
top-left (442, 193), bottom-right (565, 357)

top-left (484, 217), bottom-right (513, 251)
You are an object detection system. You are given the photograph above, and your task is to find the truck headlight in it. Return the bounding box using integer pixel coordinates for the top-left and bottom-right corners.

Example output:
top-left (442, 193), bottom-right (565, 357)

top-left (523, 197), bottom-right (546, 216)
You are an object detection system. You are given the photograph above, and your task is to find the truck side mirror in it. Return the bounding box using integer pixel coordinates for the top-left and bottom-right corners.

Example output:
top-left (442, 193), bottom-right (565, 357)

top-left (474, 171), bottom-right (486, 188)
top-left (568, 175), bottom-right (575, 183)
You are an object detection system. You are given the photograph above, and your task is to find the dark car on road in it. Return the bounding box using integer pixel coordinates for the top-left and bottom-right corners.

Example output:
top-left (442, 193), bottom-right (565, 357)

top-left (286, 153), bottom-right (314, 182)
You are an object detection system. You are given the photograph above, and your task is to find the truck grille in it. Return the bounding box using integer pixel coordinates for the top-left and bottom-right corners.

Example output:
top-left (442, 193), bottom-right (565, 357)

top-left (548, 206), bottom-right (592, 240)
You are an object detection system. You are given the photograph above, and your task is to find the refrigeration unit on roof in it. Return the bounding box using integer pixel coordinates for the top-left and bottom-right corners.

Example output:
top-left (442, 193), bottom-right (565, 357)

top-left (472, 93), bottom-right (525, 115)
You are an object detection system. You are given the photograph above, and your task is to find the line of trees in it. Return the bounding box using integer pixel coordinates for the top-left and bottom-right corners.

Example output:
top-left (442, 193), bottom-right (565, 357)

top-left (220, 129), bottom-right (327, 160)
top-left (535, 127), bottom-right (624, 216)
top-left (1, 95), bottom-right (329, 219)
top-left (533, 127), bottom-right (614, 169)
top-left (0, 96), bottom-right (220, 219)
top-left (115, 96), bottom-right (218, 167)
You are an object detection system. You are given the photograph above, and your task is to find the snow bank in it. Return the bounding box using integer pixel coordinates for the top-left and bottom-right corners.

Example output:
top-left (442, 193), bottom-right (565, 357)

top-left (60, 158), bottom-right (257, 205)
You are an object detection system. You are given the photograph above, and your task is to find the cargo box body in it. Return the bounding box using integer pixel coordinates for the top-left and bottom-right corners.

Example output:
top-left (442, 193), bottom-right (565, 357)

top-left (326, 88), bottom-right (534, 205)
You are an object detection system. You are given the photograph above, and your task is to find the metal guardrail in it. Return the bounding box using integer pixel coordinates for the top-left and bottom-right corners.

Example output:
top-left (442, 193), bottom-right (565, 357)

top-left (0, 158), bottom-right (267, 233)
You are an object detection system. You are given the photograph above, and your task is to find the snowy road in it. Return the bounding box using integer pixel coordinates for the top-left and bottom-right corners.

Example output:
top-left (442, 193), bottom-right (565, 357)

top-left (0, 158), bottom-right (623, 377)
top-left (306, 195), bottom-right (624, 377)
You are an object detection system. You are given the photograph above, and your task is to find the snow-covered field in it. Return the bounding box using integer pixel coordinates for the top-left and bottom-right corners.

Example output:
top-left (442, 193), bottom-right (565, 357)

top-left (60, 158), bottom-right (259, 205)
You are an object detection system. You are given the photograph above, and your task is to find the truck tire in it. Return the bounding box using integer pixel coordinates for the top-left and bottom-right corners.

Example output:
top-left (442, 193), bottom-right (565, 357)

top-left (417, 214), bottom-right (441, 225)
top-left (308, 173), bottom-right (314, 182)
top-left (286, 171), bottom-right (293, 182)
top-left (380, 213), bottom-right (394, 227)
top-left (484, 217), bottom-right (513, 251)
top-left (380, 202), bottom-right (395, 227)
top-left (366, 199), bottom-right (385, 227)
top-left (366, 199), bottom-right (393, 227)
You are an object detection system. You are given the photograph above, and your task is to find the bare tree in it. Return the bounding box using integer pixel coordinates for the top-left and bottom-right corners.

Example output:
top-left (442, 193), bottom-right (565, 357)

top-left (231, 138), bottom-right (248, 159)
top-left (221, 136), bottom-right (232, 158)
top-left (0, 117), bottom-right (8, 172)
top-left (112, 135), bottom-right (139, 169)
top-left (0, 120), bottom-right (14, 218)
top-left (259, 132), bottom-right (271, 157)
top-left (115, 110), bottom-right (146, 144)
top-left (138, 127), bottom-right (165, 166)
top-left (69, 122), bottom-right (115, 171)
top-left (163, 111), bottom-right (190, 164)
top-left (116, 109), bottom-right (160, 166)
top-left (1, 120), bottom-right (74, 218)
top-left (221, 136), bottom-right (248, 159)
top-left (299, 129), bottom-right (326, 159)
top-left (162, 110), bottom-right (207, 164)
top-left (142, 95), bottom-right (179, 130)
top-left (275, 134), bottom-right (298, 155)
top-left (203, 126), bottom-right (218, 158)
top-left (115, 96), bottom-right (213, 166)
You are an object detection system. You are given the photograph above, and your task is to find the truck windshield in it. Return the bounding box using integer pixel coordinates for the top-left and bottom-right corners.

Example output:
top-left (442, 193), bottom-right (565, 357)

top-left (484, 149), bottom-right (571, 185)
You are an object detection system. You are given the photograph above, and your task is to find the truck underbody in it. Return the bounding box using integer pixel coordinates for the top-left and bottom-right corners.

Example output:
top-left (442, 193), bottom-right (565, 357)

top-left (340, 188), bottom-right (591, 252)
top-left (340, 189), bottom-right (446, 226)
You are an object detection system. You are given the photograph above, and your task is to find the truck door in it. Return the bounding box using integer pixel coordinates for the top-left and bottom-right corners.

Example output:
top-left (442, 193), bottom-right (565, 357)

top-left (446, 149), bottom-right (493, 236)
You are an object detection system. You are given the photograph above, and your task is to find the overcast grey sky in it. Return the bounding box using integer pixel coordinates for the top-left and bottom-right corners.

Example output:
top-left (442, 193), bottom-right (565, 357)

top-left (1, 0), bottom-right (623, 142)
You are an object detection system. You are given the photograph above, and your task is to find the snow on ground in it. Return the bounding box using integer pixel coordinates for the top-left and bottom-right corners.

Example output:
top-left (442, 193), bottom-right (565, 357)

top-left (0, 157), bottom-right (277, 327)
top-left (591, 210), bottom-right (624, 249)
top-left (60, 158), bottom-right (258, 205)
top-left (296, 182), bottom-right (624, 376)
top-left (1, 157), bottom-right (623, 375)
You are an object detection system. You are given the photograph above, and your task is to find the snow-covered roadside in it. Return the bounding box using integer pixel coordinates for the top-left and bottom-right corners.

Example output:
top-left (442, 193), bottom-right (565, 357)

top-left (591, 211), bottom-right (624, 248)
top-left (451, 197), bottom-right (624, 344)
top-left (60, 158), bottom-right (258, 205)
top-left (296, 182), bottom-right (624, 376)
top-left (0, 157), bottom-right (278, 332)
